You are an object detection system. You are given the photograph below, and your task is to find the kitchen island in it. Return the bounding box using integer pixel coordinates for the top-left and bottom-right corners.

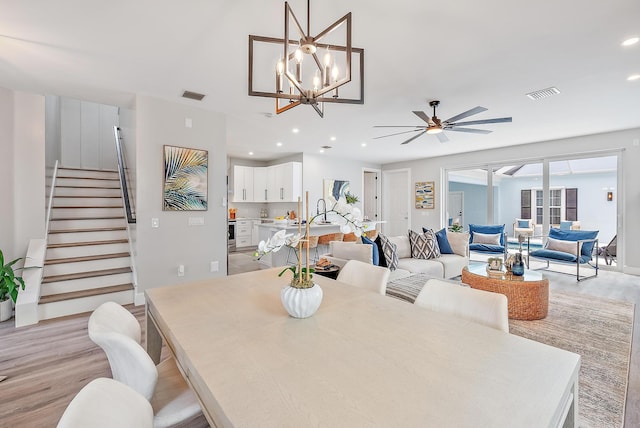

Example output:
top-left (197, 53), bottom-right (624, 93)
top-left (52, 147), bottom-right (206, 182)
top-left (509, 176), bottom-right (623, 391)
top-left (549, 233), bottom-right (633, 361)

top-left (256, 222), bottom-right (344, 268)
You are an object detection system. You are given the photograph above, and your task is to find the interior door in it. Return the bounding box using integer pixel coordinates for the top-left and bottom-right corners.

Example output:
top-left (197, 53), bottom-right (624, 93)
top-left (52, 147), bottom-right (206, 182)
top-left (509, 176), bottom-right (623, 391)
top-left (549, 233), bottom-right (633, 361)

top-left (448, 191), bottom-right (464, 228)
top-left (363, 170), bottom-right (378, 221)
top-left (382, 169), bottom-right (410, 236)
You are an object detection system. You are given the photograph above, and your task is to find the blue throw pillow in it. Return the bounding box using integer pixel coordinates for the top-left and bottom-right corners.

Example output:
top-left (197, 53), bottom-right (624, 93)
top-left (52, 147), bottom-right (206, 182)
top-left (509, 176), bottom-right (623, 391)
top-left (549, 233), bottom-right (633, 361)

top-left (374, 235), bottom-right (387, 267)
top-left (468, 224), bottom-right (505, 246)
top-left (362, 235), bottom-right (380, 266)
top-left (560, 221), bottom-right (573, 230)
top-left (423, 227), bottom-right (454, 254)
top-left (548, 228), bottom-right (598, 259)
top-left (517, 220), bottom-right (530, 228)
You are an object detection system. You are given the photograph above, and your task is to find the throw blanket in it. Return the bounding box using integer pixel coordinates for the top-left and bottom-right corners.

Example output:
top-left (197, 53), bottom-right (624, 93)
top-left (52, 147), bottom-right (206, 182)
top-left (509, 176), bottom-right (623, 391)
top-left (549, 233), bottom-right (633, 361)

top-left (386, 273), bottom-right (437, 303)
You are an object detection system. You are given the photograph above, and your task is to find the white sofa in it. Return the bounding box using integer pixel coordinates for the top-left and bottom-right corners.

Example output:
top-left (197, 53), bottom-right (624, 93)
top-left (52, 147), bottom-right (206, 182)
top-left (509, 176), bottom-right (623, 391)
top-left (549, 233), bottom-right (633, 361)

top-left (323, 231), bottom-right (470, 280)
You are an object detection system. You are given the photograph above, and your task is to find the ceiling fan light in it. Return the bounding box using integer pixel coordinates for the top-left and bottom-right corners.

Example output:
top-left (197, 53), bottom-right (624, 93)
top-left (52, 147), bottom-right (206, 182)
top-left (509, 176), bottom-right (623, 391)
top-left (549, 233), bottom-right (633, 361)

top-left (427, 127), bottom-right (443, 134)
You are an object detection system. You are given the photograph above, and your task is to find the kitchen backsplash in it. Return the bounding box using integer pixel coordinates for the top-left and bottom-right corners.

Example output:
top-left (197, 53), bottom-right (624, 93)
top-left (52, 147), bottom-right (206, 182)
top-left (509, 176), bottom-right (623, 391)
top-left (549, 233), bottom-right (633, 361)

top-left (227, 202), bottom-right (298, 219)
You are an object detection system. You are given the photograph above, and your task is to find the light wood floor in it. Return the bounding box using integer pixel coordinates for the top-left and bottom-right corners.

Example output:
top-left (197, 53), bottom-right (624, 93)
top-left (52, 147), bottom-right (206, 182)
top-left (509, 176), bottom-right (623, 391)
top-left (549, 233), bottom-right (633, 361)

top-left (1, 259), bottom-right (638, 427)
top-left (0, 305), bottom-right (207, 427)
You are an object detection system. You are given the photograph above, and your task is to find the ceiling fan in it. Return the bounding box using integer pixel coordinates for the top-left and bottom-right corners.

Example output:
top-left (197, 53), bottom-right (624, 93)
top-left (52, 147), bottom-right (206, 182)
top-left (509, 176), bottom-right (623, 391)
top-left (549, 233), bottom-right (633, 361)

top-left (374, 100), bottom-right (512, 144)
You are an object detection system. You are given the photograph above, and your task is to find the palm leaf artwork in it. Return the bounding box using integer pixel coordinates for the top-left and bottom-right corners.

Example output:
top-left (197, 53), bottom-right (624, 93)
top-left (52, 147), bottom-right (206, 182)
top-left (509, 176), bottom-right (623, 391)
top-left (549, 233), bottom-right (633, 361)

top-left (163, 146), bottom-right (208, 211)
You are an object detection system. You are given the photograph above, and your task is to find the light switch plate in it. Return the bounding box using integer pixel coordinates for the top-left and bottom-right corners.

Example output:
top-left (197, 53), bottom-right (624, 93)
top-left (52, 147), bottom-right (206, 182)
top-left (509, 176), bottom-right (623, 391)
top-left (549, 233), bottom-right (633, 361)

top-left (210, 261), bottom-right (219, 272)
top-left (188, 217), bottom-right (205, 226)
top-left (151, 218), bottom-right (159, 228)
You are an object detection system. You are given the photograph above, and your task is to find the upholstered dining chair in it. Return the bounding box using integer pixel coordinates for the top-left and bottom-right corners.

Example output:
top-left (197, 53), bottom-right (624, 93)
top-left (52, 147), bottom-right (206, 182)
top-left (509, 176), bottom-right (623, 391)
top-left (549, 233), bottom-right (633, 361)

top-left (337, 259), bottom-right (390, 295)
top-left (414, 279), bottom-right (509, 333)
top-left (88, 302), bottom-right (204, 428)
top-left (57, 377), bottom-right (154, 428)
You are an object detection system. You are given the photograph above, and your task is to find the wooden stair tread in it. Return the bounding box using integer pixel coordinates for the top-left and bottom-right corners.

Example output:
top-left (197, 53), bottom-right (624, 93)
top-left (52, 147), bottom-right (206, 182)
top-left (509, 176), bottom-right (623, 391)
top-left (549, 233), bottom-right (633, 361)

top-left (54, 195), bottom-right (122, 198)
top-left (52, 206), bottom-right (124, 209)
top-left (48, 227), bottom-right (127, 234)
top-left (39, 283), bottom-right (133, 304)
top-left (55, 185), bottom-right (121, 189)
top-left (57, 175), bottom-right (119, 181)
top-left (58, 167), bottom-right (118, 173)
top-left (50, 216), bottom-right (125, 221)
top-left (47, 239), bottom-right (129, 249)
top-left (45, 252), bottom-right (130, 265)
top-left (42, 267), bottom-right (132, 283)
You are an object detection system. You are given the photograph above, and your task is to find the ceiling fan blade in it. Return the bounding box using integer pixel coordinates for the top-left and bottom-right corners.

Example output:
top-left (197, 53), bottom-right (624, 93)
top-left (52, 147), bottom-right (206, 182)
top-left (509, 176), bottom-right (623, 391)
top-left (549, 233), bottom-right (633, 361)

top-left (401, 130), bottom-right (427, 145)
top-left (436, 132), bottom-right (449, 143)
top-left (412, 111), bottom-right (432, 124)
top-left (448, 117), bottom-right (512, 127)
top-left (373, 129), bottom-right (423, 140)
top-left (443, 106), bottom-right (487, 123)
top-left (446, 127), bottom-right (492, 134)
top-left (373, 125), bottom-right (424, 128)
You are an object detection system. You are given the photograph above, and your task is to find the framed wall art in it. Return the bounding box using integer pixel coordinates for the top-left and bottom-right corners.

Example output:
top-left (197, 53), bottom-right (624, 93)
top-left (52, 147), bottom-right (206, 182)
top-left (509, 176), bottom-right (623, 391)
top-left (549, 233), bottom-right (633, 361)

top-left (163, 145), bottom-right (208, 211)
top-left (415, 181), bottom-right (434, 209)
top-left (323, 179), bottom-right (350, 207)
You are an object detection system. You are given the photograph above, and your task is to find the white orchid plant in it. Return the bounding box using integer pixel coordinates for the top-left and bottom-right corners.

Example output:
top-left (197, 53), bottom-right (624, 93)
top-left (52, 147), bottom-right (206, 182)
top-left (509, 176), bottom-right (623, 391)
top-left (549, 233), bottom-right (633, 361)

top-left (254, 199), bottom-right (366, 288)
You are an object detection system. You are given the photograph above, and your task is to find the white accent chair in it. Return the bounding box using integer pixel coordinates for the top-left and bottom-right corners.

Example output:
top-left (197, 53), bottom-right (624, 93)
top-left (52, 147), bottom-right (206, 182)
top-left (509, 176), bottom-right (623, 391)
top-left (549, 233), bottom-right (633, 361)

top-left (57, 377), bottom-right (154, 428)
top-left (337, 259), bottom-right (390, 295)
top-left (88, 302), bottom-right (204, 428)
top-left (513, 218), bottom-right (535, 238)
top-left (414, 279), bottom-right (509, 333)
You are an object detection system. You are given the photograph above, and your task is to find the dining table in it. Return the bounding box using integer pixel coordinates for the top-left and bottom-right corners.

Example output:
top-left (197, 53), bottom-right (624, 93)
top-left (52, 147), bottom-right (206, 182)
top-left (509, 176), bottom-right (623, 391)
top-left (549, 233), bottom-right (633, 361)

top-left (145, 268), bottom-right (580, 428)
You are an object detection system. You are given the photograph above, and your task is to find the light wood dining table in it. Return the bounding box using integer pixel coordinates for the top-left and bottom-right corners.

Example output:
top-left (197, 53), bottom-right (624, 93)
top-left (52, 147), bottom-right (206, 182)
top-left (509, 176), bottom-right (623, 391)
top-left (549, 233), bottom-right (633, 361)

top-left (145, 268), bottom-right (579, 428)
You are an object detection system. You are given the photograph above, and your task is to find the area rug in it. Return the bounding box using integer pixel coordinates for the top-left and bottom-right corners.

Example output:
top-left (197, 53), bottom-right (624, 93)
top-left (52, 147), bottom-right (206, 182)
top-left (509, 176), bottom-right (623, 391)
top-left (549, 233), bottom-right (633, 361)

top-left (386, 275), bottom-right (634, 427)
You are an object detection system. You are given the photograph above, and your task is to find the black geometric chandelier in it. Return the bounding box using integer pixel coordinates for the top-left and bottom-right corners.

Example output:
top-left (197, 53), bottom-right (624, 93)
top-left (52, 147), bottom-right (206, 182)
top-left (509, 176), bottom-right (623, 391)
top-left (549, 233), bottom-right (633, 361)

top-left (248, 0), bottom-right (364, 118)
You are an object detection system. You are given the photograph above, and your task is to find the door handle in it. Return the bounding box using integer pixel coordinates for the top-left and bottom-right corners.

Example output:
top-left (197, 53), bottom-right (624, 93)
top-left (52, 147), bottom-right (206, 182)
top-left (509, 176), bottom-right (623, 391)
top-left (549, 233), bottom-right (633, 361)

top-left (265, 189), bottom-right (267, 201)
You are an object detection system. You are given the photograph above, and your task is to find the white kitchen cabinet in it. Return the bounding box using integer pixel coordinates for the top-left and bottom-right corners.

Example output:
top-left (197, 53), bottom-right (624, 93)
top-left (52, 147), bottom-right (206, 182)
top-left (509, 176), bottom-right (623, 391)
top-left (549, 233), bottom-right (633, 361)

top-left (267, 162), bottom-right (302, 202)
top-left (233, 166), bottom-right (254, 202)
top-left (235, 219), bottom-right (252, 248)
top-left (251, 220), bottom-right (261, 245)
top-left (253, 167), bottom-right (269, 203)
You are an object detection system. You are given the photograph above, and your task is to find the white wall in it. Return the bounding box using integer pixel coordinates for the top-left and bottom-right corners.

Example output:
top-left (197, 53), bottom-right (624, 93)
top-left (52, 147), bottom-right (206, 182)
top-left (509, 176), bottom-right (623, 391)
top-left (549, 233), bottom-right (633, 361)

top-left (0, 88), bottom-right (46, 260)
top-left (302, 153), bottom-right (381, 219)
top-left (0, 87), bottom-right (16, 259)
top-left (60, 98), bottom-right (119, 169)
top-left (134, 95), bottom-right (227, 293)
top-left (383, 128), bottom-right (640, 274)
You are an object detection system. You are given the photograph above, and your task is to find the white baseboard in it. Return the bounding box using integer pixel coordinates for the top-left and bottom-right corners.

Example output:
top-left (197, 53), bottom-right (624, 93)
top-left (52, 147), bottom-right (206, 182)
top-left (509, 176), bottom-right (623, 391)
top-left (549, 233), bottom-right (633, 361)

top-left (622, 265), bottom-right (640, 276)
top-left (134, 291), bottom-right (146, 306)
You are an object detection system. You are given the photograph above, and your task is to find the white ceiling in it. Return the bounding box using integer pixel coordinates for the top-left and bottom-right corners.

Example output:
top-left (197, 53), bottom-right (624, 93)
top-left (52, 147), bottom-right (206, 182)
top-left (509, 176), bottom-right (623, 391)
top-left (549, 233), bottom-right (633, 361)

top-left (1, 0), bottom-right (639, 164)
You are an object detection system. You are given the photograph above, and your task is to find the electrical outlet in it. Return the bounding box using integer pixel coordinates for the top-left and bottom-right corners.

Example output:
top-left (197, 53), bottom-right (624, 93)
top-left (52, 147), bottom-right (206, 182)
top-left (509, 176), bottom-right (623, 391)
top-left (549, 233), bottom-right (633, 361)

top-left (178, 264), bottom-right (185, 277)
top-left (210, 261), bottom-right (219, 272)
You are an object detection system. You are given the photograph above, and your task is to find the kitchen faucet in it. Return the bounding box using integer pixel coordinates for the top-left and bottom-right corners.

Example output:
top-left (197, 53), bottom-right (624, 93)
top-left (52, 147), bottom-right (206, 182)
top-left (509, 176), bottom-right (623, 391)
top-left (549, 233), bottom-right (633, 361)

top-left (316, 198), bottom-right (327, 222)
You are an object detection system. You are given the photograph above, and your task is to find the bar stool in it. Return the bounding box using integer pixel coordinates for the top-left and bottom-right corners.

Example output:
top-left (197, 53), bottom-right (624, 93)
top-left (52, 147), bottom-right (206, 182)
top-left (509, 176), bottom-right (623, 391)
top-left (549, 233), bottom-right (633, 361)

top-left (286, 235), bottom-right (320, 265)
top-left (317, 232), bottom-right (344, 256)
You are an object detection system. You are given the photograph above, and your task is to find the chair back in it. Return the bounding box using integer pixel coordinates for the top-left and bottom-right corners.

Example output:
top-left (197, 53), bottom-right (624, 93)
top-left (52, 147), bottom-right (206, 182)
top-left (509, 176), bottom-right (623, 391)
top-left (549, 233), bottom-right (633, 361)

top-left (414, 279), bottom-right (509, 333)
top-left (337, 259), bottom-right (390, 295)
top-left (88, 302), bottom-right (158, 400)
top-left (57, 378), bottom-right (154, 428)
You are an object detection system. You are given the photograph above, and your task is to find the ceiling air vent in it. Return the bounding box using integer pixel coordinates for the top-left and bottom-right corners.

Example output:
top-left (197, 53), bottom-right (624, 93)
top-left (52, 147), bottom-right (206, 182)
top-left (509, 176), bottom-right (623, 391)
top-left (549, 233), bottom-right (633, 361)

top-left (181, 90), bottom-right (206, 101)
top-left (525, 87), bottom-right (560, 100)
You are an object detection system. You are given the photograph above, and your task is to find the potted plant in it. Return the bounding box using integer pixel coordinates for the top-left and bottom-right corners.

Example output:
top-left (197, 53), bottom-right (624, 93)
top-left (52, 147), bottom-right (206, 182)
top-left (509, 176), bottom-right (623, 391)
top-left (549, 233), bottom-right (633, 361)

top-left (1, 249), bottom-right (27, 322)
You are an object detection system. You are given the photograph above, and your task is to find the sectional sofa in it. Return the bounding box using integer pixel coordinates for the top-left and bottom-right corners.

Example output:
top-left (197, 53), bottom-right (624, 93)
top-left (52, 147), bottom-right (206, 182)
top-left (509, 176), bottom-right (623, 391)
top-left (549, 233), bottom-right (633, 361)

top-left (322, 230), bottom-right (470, 280)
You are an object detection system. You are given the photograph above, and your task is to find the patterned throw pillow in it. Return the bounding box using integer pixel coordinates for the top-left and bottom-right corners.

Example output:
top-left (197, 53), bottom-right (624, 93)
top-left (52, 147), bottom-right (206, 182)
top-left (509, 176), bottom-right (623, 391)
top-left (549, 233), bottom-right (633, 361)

top-left (409, 229), bottom-right (440, 259)
top-left (378, 234), bottom-right (399, 270)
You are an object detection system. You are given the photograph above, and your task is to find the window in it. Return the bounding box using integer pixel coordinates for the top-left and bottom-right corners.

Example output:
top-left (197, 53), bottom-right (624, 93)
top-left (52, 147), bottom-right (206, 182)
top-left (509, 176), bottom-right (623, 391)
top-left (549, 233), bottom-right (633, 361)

top-left (531, 188), bottom-right (568, 226)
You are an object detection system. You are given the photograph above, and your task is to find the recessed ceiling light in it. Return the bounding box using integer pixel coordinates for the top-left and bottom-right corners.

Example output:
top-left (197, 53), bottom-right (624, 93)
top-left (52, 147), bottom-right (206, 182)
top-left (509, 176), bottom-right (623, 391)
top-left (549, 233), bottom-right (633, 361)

top-left (319, 149), bottom-right (325, 153)
top-left (248, 151), bottom-right (254, 155)
top-left (361, 142), bottom-right (367, 147)
top-left (622, 37), bottom-right (639, 46)
top-left (292, 128), bottom-right (299, 133)
top-left (628, 74), bottom-right (640, 81)
top-left (276, 142), bottom-right (283, 147)
top-left (330, 136), bottom-right (336, 141)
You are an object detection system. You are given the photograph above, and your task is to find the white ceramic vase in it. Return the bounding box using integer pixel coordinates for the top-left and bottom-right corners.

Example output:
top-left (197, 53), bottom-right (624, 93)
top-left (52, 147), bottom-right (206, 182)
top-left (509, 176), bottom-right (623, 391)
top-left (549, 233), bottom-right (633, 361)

top-left (0, 298), bottom-right (13, 322)
top-left (280, 283), bottom-right (323, 318)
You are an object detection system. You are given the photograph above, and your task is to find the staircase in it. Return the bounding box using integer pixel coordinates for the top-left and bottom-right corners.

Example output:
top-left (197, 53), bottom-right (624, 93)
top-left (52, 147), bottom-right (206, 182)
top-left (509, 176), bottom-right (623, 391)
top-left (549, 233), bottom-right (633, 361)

top-left (40, 167), bottom-right (135, 320)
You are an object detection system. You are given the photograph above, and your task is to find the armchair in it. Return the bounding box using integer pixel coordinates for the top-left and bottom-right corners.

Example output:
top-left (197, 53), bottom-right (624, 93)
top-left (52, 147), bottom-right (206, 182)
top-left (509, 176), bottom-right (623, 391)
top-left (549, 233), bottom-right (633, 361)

top-left (513, 218), bottom-right (535, 238)
top-left (527, 228), bottom-right (598, 281)
top-left (468, 224), bottom-right (507, 260)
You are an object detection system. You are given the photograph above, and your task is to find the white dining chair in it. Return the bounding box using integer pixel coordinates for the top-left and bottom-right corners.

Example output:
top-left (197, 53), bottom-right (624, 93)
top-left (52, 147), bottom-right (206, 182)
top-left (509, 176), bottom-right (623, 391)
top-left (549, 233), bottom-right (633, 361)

top-left (57, 377), bottom-right (154, 428)
top-left (337, 259), bottom-right (390, 295)
top-left (88, 302), bottom-right (205, 428)
top-left (414, 279), bottom-right (509, 333)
